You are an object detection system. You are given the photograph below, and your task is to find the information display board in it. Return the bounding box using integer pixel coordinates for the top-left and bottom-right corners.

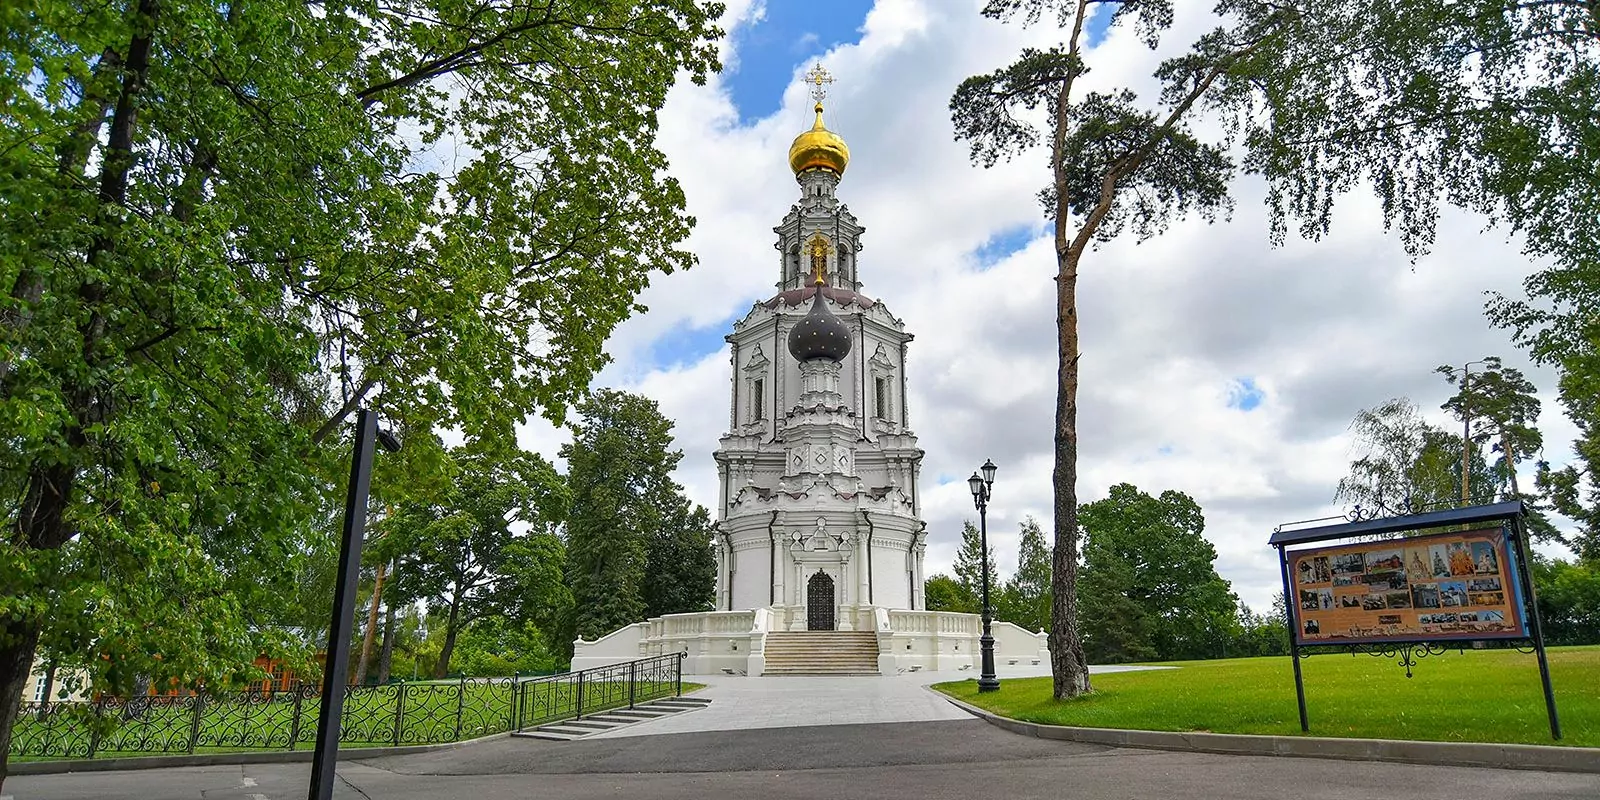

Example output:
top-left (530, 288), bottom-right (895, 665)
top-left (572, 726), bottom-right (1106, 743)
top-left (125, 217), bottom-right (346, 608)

top-left (1286, 527), bottom-right (1527, 645)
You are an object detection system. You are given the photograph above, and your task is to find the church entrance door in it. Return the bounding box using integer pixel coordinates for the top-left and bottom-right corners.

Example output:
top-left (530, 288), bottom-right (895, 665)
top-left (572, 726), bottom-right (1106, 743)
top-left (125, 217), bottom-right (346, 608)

top-left (807, 571), bottom-right (835, 631)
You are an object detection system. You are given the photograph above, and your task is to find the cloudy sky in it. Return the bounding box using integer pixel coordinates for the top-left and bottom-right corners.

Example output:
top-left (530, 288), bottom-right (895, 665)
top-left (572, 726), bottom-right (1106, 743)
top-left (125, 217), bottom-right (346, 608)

top-left (514, 0), bottom-right (1582, 613)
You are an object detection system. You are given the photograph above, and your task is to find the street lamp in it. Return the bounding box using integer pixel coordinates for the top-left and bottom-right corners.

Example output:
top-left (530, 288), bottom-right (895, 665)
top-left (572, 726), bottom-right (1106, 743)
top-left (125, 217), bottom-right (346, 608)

top-left (967, 458), bottom-right (999, 693)
top-left (309, 409), bottom-right (401, 800)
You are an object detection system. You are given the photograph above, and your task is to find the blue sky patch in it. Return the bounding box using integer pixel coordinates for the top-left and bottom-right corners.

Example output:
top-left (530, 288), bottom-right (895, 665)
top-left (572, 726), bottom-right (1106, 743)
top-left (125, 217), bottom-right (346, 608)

top-left (724, 1), bottom-right (874, 124)
top-left (970, 223), bottom-right (1043, 270)
top-left (1227, 377), bottom-right (1265, 412)
top-left (1157, 444), bottom-right (1174, 456)
top-left (1085, 6), bottom-right (1114, 47)
top-left (648, 318), bottom-right (731, 369)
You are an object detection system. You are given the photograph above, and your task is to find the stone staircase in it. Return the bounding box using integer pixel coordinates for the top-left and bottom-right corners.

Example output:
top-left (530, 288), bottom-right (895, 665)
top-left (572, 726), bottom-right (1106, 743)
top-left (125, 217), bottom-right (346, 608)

top-left (515, 695), bottom-right (712, 741)
top-left (762, 631), bottom-right (880, 675)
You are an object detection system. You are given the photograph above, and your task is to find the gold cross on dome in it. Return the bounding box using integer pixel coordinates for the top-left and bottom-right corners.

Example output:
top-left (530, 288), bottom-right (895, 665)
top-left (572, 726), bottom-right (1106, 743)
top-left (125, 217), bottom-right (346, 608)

top-left (804, 63), bottom-right (835, 104)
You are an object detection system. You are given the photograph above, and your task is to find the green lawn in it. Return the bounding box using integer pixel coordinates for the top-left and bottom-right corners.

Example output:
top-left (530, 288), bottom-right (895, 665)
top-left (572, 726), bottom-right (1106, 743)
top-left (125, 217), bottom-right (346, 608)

top-left (935, 646), bottom-right (1600, 747)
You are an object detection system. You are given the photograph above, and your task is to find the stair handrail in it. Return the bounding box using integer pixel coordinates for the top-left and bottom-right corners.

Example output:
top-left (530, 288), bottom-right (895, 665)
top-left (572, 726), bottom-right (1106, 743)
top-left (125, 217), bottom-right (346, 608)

top-left (514, 651), bottom-right (683, 687)
top-left (513, 651), bottom-right (685, 732)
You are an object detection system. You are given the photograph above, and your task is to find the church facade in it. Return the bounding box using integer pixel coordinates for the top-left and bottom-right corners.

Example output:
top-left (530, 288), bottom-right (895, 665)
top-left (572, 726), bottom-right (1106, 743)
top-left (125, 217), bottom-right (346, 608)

top-left (573, 72), bottom-right (1048, 675)
top-left (713, 97), bottom-right (927, 625)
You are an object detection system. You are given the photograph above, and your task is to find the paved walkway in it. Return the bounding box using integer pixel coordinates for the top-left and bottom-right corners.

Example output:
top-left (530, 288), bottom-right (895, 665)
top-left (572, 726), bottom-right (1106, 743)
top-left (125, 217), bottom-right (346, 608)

top-left (596, 663), bottom-right (1165, 738)
top-left (17, 664), bottom-right (1594, 799)
top-left (12, 717), bottom-right (1597, 800)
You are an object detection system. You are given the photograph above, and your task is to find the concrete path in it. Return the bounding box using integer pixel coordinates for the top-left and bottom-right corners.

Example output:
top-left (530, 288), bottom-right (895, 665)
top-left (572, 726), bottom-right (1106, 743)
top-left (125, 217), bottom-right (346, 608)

top-left (11, 717), bottom-right (1597, 800)
top-left (598, 662), bottom-right (1164, 738)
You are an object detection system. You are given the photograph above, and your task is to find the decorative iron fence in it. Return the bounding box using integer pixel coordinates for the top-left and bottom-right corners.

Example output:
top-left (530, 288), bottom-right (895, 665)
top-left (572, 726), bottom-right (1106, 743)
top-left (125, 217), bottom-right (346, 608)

top-left (514, 652), bottom-right (684, 731)
top-left (9, 659), bottom-right (672, 760)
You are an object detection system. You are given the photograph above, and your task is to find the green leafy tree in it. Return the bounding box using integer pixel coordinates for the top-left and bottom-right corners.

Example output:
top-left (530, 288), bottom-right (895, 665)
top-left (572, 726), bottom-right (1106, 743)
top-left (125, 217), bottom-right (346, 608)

top-left (449, 615), bottom-right (561, 678)
top-left (924, 574), bottom-right (976, 613)
top-left (999, 516), bottom-right (1052, 632)
top-left (642, 501), bottom-right (717, 619)
top-left (1213, 0), bottom-right (1600, 558)
top-left (1231, 599), bottom-right (1288, 658)
top-left (1335, 398), bottom-right (1495, 517)
top-left (953, 520), bottom-right (1000, 612)
top-left (0, 0), bottom-right (723, 785)
top-left (1536, 362), bottom-right (1600, 559)
top-left (1531, 556), bottom-right (1600, 646)
top-left (378, 445), bottom-right (568, 678)
top-left (1078, 484), bottom-right (1239, 663)
top-left (562, 389), bottom-right (685, 643)
top-left (1215, 1), bottom-right (1598, 370)
top-left (950, 0), bottom-right (1284, 698)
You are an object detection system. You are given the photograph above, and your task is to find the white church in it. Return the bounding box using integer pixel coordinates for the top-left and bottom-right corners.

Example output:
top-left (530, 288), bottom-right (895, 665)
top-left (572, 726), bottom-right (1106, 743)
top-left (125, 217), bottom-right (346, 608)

top-left (573, 71), bottom-right (1050, 676)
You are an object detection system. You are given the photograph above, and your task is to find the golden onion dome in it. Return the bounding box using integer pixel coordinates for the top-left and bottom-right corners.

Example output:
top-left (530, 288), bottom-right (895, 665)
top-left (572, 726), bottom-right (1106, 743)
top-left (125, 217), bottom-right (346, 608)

top-left (788, 102), bottom-right (850, 177)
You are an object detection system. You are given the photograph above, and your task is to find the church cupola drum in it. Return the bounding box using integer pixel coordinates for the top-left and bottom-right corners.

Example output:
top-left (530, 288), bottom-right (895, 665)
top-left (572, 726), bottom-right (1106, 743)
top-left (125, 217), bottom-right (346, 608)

top-left (568, 65), bottom-right (1051, 677)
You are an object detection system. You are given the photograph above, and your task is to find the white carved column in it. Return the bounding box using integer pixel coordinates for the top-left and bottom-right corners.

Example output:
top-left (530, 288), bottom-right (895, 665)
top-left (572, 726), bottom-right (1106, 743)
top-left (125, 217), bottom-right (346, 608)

top-left (714, 533), bottom-right (727, 610)
top-left (791, 560), bottom-right (807, 630)
top-left (914, 540), bottom-right (927, 610)
top-left (772, 539), bottom-right (786, 612)
top-left (837, 558), bottom-right (854, 631)
top-left (729, 341), bottom-right (739, 429)
top-left (857, 531), bottom-right (871, 607)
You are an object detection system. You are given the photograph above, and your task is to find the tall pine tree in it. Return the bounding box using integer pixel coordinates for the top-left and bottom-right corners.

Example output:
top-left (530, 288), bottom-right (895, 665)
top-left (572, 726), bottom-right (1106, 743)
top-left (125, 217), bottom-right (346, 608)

top-left (1001, 516), bottom-right (1052, 633)
top-left (953, 519), bottom-right (999, 611)
top-left (950, 0), bottom-right (1285, 698)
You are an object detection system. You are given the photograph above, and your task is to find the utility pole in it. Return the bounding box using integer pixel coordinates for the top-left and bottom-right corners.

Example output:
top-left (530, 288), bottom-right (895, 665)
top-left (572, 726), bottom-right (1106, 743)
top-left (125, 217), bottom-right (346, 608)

top-left (1458, 359), bottom-right (1487, 505)
top-left (1461, 363), bottom-right (1471, 504)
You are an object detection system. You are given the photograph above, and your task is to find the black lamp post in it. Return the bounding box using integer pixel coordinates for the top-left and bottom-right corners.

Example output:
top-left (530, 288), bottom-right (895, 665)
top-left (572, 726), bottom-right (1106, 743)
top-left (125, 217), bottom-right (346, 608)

top-left (309, 409), bottom-right (400, 800)
top-left (968, 458), bottom-right (999, 693)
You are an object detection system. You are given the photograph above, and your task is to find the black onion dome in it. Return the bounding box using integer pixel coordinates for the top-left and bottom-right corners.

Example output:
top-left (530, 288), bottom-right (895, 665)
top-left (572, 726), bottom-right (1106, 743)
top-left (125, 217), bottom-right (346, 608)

top-left (787, 284), bottom-right (852, 363)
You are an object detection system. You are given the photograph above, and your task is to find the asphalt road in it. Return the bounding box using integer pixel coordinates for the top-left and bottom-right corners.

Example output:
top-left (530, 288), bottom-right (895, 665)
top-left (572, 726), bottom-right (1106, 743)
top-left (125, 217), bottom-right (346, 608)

top-left (9, 719), bottom-right (1600, 800)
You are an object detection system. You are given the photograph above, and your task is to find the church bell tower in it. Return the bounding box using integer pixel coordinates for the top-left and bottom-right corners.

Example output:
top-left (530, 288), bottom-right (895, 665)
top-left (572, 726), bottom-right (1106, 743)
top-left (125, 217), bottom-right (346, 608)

top-left (712, 66), bottom-right (927, 631)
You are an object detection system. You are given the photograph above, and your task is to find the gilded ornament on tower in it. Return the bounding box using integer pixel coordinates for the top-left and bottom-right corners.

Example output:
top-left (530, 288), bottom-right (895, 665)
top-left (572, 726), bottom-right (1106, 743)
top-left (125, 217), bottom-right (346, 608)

top-left (788, 64), bottom-right (850, 177)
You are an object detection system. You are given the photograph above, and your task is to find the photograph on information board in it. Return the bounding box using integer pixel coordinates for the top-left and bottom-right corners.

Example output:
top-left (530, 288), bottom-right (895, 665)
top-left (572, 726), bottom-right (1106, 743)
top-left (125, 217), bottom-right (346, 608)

top-left (1287, 527), bottom-right (1527, 645)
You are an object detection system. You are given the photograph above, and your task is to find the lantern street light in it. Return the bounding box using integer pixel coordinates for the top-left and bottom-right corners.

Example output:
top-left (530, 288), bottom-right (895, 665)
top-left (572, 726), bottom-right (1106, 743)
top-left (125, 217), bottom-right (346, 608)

top-left (968, 458), bottom-right (999, 693)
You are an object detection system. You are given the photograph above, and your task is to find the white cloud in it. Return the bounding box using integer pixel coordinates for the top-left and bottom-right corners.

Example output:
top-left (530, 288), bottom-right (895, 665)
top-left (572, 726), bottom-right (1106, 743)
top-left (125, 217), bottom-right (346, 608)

top-left (522, 0), bottom-right (1582, 615)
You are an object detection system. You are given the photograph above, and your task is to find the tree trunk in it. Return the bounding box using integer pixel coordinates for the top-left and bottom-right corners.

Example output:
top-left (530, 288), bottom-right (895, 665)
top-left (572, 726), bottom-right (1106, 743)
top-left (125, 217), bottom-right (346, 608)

top-left (435, 598), bottom-right (463, 679)
top-left (1047, 233), bottom-right (1092, 699)
top-left (40, 661), bottom-right (57, 710)
top-left (0, 2), bottom-right (161, 786)
top-left (377, 601), bottom-right (397, 684)
top-left (0, 620), bottom-right (42, 791)
top-left (0, 48), bottom-right (121, 387)
top-left (1502, 431), bottom-right (1521, 500)
top-left (353, 561), bottom-right (387, 685)
top-left (1046, 62), bottom-right (1092, 701)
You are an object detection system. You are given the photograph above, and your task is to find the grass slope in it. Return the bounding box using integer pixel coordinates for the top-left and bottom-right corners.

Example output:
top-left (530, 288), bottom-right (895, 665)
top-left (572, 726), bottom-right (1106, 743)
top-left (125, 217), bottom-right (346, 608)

top-left (936, 646), bottom-right (1599, 747)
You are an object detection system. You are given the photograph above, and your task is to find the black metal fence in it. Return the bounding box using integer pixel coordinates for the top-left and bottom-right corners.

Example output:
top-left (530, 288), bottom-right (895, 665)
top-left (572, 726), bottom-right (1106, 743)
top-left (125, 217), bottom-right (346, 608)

top-left (514, 652), bottom-right (684, 731)
top-left (11, 653), bottom-right (683, 759)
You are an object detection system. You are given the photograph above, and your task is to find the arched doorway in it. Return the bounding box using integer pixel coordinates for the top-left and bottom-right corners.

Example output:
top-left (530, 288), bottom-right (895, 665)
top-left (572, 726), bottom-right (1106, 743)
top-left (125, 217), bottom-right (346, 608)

top-left (807, 571), bottom-right (835, 631)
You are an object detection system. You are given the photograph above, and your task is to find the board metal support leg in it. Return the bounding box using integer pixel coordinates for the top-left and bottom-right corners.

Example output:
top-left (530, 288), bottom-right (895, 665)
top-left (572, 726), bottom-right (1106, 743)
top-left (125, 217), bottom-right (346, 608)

top-left (1276, 544), bottom-right (1309, 732)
